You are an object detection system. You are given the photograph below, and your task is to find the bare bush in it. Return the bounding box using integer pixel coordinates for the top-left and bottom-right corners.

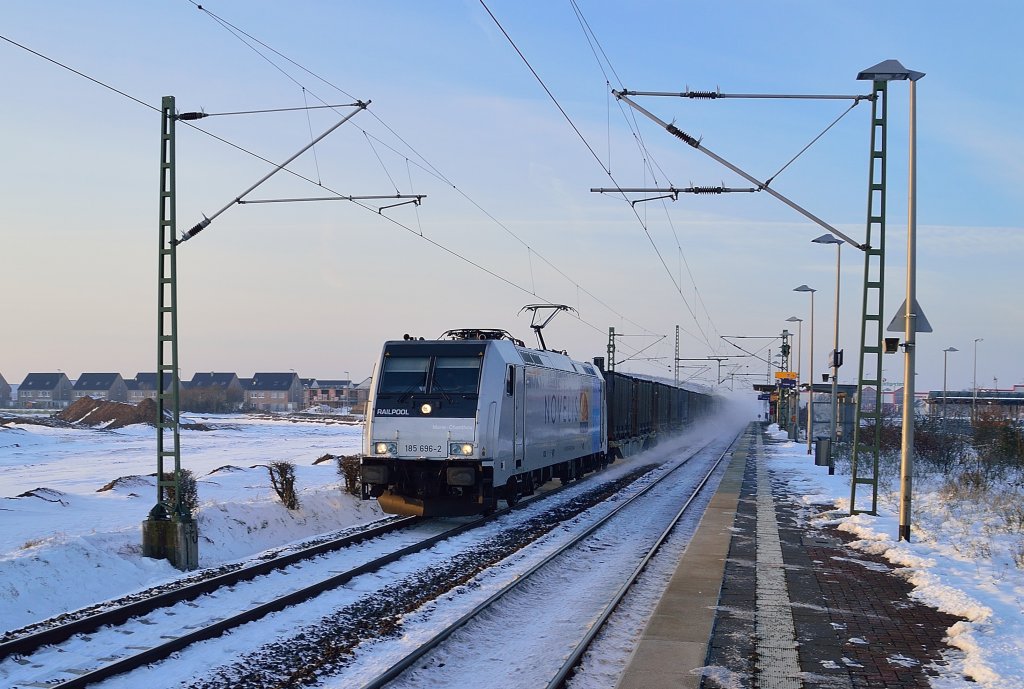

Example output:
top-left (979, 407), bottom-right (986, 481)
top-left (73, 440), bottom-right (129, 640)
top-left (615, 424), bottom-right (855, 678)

top-left (973, 410), bottom-right (1024, 468)
top-left (938, 468), bottom-right (992, 503)
top-left (1000, 501), bottom-right (1024, 534)
top-left (266, 461), bottom-right (300, 510)
top-left (336, 455), bottom-right (361, 496)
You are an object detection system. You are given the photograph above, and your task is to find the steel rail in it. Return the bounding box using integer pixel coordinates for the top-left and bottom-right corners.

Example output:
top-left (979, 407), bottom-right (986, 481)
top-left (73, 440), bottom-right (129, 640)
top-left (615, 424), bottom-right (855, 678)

top-left (25, 471), bottom-right (583, 688)
top-left (0, 516), bottom-right (420, 661)
top-left (545, 432), bottom-right (741, 689)
top-left (358, 435), bottom-right (730, 689)
top-left (47, 515), bottom-right (491, 689)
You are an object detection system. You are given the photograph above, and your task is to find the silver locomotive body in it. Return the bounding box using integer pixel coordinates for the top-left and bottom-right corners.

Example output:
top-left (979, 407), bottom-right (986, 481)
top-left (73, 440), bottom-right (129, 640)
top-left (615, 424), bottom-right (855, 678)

top-left (361, 332), bottom-right (607, 516)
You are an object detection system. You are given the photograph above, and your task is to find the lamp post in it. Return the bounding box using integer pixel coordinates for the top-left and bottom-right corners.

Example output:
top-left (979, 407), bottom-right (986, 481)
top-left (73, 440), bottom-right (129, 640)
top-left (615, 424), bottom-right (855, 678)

top-left (973, 338), bottom-right (983, 421)
top-left (858, 59), bottom-right (925, 542)
top-left (813, 233), bottom-right (844, 472)
top-left (943, 347), bottom-right (958, 426)
top-left (786, 316), bottom-right (803, 439)
top-left (794, 285), bottom-right (816, 455)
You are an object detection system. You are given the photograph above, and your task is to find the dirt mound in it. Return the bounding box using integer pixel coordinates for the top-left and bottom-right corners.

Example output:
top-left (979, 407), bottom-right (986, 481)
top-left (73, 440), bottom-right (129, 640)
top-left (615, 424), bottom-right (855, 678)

top-left (96, 475), bottom-right (152, 492)
top-left (56, 397), bottom-right (159, 429)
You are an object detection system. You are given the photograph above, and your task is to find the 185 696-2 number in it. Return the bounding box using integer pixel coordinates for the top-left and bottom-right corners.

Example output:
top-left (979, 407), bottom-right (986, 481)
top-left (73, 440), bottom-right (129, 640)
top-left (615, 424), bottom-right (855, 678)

top-left (406, 443), bottom-right (442, 454)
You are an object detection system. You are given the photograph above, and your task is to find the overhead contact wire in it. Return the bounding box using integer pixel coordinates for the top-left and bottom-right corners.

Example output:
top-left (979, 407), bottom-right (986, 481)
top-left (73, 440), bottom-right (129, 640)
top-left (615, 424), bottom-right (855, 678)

top-left (567, 1), bottom-right (722, 351)
top-left (189, 1), bottom-right (665, 347)
top-left (1, 21), bottom-right (655, 362)
top-left (478, 1), bottom-right (710, 348)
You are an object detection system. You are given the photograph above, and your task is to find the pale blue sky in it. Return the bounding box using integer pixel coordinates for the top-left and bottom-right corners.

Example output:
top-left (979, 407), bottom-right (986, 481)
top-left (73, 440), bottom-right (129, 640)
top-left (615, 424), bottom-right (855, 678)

top-left (2, 1), bottom-right (1021, 393)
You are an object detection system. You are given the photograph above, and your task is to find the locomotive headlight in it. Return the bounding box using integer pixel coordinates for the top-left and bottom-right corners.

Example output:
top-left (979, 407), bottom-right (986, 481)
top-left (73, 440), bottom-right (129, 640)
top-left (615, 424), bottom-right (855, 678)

top-left (450, 442), bottom-right (474, 456)
top-left (420, 403), bottom-right (433, 415)
top-left (374, 441), bottom-right (397, 455)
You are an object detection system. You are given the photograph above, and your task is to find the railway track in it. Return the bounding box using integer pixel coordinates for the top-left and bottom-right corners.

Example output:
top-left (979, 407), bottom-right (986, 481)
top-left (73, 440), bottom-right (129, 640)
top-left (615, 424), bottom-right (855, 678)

top-left (0, 515), bottom-right (419, 659)
top-left (0, 455), bottom-right (656, 689)
top-left (363, 430), bottom-right (740, 689)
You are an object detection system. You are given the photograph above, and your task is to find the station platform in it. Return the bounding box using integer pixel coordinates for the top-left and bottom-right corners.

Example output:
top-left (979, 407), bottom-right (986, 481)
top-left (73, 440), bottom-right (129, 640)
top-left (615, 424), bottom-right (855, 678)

top-left (617, 423), bottom-right (963, 689)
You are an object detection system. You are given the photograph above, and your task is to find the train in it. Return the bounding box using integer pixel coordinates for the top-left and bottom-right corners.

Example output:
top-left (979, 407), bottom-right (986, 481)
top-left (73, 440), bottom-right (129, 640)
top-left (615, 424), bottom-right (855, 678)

top-left (359, 328), bottom-right (714, 517)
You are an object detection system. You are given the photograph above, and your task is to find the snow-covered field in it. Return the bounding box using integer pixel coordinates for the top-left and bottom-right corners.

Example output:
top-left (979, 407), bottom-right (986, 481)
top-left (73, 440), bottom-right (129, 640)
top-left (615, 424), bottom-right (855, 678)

top-left (0, 414), bottom-right (380, 632)
top-left (3, 412), bottom-right (1023, 688)
top-left (764, 425), bottom-right (1024, 688)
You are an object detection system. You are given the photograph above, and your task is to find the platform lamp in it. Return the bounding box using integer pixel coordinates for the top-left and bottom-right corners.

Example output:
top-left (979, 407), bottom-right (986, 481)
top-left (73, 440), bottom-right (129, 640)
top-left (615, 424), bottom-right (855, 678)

top-left (786, 316), bottom-right (803, 438)
top-left (794, 285), bottom-right (816, 455)
top-left (972, 338), bottom-right (983, 421)
top-left (813, 233), bottom-right (843, 474)
top-left (943, 347), bottom-right (958, 426)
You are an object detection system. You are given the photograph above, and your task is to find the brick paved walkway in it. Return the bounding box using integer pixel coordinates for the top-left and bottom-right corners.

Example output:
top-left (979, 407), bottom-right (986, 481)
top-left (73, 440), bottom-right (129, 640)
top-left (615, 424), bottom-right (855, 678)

top-left (703, 433), bottom-right (966, 688)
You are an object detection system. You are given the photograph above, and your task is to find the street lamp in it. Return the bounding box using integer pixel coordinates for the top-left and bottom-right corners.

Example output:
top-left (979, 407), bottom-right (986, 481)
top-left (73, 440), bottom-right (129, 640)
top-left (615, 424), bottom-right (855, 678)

top-left (794, 285), bottom-right (816, 455)
top-left (858, 59), bottom-right (925, 543)
top-left (813, 233), bottom-right (844, 472)
top-left (943, 347), bottom-right (958, 426)
top-left (786, 316), bottom-right (803, 439)
top-left (973, 338), bottom-right (983, 421)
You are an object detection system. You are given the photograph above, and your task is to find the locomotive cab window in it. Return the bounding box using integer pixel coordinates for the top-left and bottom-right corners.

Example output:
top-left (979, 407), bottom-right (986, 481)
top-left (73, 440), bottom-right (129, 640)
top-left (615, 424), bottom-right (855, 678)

top-left (378, 356), bottom-right (430, 394)
top-left (432, 357), bottom-right (481, 395)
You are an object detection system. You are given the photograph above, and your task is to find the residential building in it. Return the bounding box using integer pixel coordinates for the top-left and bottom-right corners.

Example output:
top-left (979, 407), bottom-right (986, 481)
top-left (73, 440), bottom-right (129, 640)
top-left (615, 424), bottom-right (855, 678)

top-left (72, 373), bottom-right (129, 403)
top-left (133, 372), bottom-right (179, 403)
top-left (125, 378), bottom-right (148, 404)
top-left (187, 372), bottom-right (243, 411)
top-left (18, 373), bottom-right (72, 409)
top-left (351, 376), bottom-right (372, 415)
top-left (245, 372), bottom-right (304, 412)
top-left (0, 373), bottom-right (11, 408)
top-left (306, 378), bottom-right (353, 409)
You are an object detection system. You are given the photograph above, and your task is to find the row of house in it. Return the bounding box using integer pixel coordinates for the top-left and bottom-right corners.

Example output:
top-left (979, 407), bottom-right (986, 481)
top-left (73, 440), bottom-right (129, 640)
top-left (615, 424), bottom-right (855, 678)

top-left (0, 372), bottom-right (369, 413)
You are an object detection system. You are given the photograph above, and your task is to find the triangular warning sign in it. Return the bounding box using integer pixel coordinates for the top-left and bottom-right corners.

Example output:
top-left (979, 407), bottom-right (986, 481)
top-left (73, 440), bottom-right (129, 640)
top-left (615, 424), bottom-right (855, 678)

top-left (887, 298), bottom-right (933, 333)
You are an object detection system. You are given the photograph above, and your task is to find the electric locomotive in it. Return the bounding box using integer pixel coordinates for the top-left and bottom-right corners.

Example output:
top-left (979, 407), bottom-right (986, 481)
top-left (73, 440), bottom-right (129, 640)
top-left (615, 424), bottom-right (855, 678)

top-left (360, 329), bottom-right (607, 516)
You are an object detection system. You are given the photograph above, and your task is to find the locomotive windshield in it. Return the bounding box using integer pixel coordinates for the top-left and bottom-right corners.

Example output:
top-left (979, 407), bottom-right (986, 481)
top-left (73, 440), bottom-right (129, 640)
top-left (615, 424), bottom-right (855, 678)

top-left (377, 349), bottom-right (483, 398)
top-left (432, 356), bottom-right (481, 394)
top-left (378, 356), bottom-right (430, 394)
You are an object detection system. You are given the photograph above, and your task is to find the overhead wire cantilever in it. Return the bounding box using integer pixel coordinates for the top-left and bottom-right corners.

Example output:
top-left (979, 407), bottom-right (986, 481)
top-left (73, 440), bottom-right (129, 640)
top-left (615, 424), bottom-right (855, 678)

top-left (174, 100), bottom-right (370, 245)
top-left (612, 90), bottom-right (866, 250)
top-left (238, 194), bottom-right (426, 214)
top-left (590, 185), bottom-right (759, 206)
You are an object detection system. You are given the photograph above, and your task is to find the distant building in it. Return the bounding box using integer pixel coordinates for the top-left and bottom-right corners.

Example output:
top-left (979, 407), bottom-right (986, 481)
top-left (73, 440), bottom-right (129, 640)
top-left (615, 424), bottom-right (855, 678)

top-left (187, 372), bottom-right (244, 411)
top-left (72, 373), bottom-right (128, 403)
top-left (190, 372), bottom-right (242, 394)
top-left (245, 372), bottom-right (304, 412)
top-left (132, 372), bottom-right (181, 403)
top-left (0, 373), bottom-right (11, 408)
top-left (125, 378), bottom-right (148, 404)
top-left (351, 376), bottom-right (372, 415)
top-left (306, 378), bottom-right (353, 409)
top-left (18, 373), bottom-right (72, 409)
top-left (926, 388), bottom-right (1024, 420)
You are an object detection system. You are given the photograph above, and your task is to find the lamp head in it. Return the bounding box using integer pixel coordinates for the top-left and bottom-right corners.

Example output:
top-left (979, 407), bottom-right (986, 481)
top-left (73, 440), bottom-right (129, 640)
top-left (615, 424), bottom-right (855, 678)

top-left (793, 284), bottom-right (816, 293)
top-left (857, 59), bottom-right (925, 82)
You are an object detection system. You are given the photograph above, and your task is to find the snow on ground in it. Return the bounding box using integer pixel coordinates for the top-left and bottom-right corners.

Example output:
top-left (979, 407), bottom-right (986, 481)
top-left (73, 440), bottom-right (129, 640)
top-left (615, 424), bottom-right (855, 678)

top-left (763, 424), bottom-right (1024, 689)
top-left (5, 409), bottom-right (1021, 688)
top-left (0, 414), bottom-right (381, 632)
